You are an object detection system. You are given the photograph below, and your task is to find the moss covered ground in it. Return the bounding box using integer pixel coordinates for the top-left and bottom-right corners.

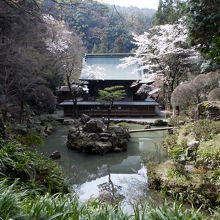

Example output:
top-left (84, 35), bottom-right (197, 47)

top-left (147, 119), bottom-right (220, 212)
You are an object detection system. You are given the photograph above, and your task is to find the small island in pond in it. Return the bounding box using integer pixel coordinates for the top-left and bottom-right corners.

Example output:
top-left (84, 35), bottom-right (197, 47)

top-left (67, 116), bottom-right (130, 154)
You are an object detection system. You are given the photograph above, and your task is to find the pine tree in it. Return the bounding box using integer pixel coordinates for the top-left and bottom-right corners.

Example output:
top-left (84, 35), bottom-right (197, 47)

top-left (188, 0), bottom-right (220, 64)
top-left (153, 0), bottom-right (187, 25)
top-left (98, 86), bottom-right (125, 129)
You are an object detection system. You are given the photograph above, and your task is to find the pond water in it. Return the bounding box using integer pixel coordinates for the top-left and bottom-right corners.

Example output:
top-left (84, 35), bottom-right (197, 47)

top-left (40, 124), bottom-right (167, 208)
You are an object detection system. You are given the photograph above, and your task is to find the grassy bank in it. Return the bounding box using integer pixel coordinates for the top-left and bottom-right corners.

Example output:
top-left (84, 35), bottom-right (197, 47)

top-left (147, 118), bottom-right (220, 213)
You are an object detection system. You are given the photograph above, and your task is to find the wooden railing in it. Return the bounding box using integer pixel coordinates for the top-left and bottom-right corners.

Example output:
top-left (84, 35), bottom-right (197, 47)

top-left (64, 109), bottom-right (156, 117)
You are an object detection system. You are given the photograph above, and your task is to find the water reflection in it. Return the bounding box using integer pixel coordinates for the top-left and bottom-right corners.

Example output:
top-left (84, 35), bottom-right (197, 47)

top-left (76, 166), bottom-right (148, 204)
top-left (41, 124), bottom-right (167, 202)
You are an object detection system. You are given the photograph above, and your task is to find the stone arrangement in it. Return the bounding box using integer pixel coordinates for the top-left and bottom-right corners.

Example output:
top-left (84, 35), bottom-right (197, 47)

top-left (67, 115), bottom-right (130, 154)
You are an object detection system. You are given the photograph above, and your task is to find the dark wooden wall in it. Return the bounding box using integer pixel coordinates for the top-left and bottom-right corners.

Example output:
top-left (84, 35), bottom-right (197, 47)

top-left (63, 105), bottom-right (156, 117)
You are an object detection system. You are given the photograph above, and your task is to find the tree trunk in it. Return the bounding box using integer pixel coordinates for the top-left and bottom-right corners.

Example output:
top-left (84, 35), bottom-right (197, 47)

top-left (107, 107), bottom-right (111, 130)
top-left (173, 105), bottom-right (180, 116)
top-left (107, 101), bottom-right (113, 130)
top-left (0, 118), bottom-right (6, 139)
top-left (19, 100), bottom-right (24, 123)
top-left (66, 74), bottom-right (78, 118)
top-left (2, 108), bottom-right (7, 123)
top-left (73, 99), bottom-right (78, 118)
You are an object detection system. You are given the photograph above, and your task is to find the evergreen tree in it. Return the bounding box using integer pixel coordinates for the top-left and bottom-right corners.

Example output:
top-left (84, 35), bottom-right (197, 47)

top-left (153, 0), bottom-right (187, 25)
top-left (98, 86), bottom-right (125, 129)
top-left (188, 0), bottom-right (220, 64)
top-left (153, 0), bottom-right (165, 25)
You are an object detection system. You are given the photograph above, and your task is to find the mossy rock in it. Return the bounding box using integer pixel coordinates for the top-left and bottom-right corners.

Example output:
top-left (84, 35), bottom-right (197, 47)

top-left (198, 101), bottom-right (220, 120)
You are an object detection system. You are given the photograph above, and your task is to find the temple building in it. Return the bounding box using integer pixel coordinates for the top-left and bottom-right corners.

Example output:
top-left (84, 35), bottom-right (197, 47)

top-left (59, 53), bottom-right (159, 117)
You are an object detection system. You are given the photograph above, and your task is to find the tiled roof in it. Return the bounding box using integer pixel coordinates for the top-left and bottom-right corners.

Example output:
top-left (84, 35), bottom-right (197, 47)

top-left (80, 53), bottom-right (142, 81)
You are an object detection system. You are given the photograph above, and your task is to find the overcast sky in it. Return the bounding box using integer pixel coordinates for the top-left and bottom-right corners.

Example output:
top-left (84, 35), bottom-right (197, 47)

top-left (98, 0), bottom-right (159, 9)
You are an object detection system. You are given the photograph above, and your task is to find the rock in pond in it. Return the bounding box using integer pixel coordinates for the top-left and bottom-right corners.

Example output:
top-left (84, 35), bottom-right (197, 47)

top-left (67, 119), bottom-right (130, 154)
top-left (83, 119), bottom-right (106, 133)
top-left (50, 151), bottom-right (61, 159)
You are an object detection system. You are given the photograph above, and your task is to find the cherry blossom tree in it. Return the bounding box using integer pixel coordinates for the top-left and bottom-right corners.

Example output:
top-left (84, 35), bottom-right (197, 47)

top-left (44, 15), bottom-right (86, 117)
top-left (120, 18), bottom-right (203, 109)
top-left (44, 14), bottom-right (84, 78)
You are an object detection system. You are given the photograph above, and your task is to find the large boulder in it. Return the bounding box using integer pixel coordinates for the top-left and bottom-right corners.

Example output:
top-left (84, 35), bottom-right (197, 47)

top-left (111, 126), bottom-right (124, 134)
top-left (80, 114), bottom-right (90, 124)
top-left (83, 119), bottom-right (106, 133)
top-left (67, 127), bottom-right (80, 142)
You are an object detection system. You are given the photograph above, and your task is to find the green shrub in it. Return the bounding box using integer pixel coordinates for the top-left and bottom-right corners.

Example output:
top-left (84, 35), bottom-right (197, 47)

top-left (163, 134), bottom-right (187, 161)
top-left (184, 120), bottom-right (220, 141)
top-left (163, 134), bottom-right (177, 147)
top-left (0, 139), bottom-right (69, 194)
top-left (167, 167), bottom-right (185, 179)
top-left (16, 131), bottom-right (44, 147)
top-left (197, 134), bottom-right (220, 169)
top-left (117, 122), bottom-right (129, 130)
top-left (169, 146), bottom-right (185, 160)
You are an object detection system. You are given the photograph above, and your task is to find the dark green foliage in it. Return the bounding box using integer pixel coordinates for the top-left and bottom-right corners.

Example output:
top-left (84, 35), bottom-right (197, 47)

top-left (188, 0), bottom-right (220, 64)
top-left (153, 0), bottom-right (187, 25)
top-left (0, 139), bottom-right (69, 194)
top-left (98, 86), bottom-right (126, 103)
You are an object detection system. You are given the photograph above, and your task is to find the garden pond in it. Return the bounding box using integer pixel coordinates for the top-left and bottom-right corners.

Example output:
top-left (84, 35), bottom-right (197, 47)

top-left (39, 124), bottom-right (167, 211)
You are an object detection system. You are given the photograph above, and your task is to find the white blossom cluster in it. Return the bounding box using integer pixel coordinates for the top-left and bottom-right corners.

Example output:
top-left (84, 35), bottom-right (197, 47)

top-left (120, 18), bottom-right (202, 79)
top-left (43, 14), bottom-right (72, 53)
